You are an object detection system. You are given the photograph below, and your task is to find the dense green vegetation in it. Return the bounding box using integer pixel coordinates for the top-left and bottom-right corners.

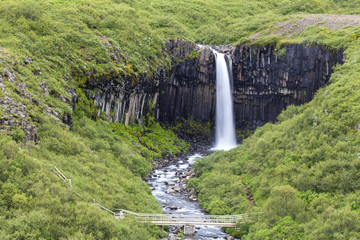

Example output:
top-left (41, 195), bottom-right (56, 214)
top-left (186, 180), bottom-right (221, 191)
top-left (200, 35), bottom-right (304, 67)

top-left (171, 118), bottom-right (213, 144)
top-left (190, 33), bottom-right (360, 239)
top-left (1, 0), bottom-right (360, 239)
top-left (0, 134), bottom-right (161, 239)
top-left (0, 111), bottom-right (188, 238)
top-left (1, 0), bottom-right (360, 85)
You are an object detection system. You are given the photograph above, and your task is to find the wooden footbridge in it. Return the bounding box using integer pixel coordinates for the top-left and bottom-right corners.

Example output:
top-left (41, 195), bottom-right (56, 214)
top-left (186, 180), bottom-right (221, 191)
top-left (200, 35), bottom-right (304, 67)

top-left (113, 209), bottom-right (254, 227)
top-left (94, 203), bottom-right (260, 235)
top-left (111, 207), bottom-right (260, 235)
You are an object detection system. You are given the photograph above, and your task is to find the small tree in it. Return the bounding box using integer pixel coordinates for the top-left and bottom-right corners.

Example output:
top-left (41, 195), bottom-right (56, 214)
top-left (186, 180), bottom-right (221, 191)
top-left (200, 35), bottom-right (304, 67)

top-left (264, 185), bottom-right (305, 224)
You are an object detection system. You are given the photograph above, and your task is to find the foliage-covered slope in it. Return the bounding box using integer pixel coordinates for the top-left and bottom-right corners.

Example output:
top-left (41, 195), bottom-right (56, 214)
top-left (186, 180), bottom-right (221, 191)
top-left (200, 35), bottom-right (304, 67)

top-left (1, 0), bottom-right (360, 239)
top-left (190, 34), bottom-right (360, 239)
top-left (1, 0), bottom-right (360, 80)
top-left (0, 104), bottom-right (190, 239)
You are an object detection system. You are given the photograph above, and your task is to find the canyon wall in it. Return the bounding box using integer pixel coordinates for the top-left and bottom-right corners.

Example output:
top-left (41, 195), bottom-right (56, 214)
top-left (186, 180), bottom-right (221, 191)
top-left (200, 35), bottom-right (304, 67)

top-left (230, 44), bottom-right (343, 128)
top-left (84, 39), bottom-right (343, 129)
top-left (83, 68), bottom-right (167, 125)
top-left (159, 39), bottom-right (343, 129)
top-left (157, 40), bottom-right (216, 125)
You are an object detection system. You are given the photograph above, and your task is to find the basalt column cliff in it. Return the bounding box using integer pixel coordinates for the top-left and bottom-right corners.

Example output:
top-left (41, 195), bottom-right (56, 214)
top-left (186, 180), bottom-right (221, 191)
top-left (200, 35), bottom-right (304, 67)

top-left (229, 44), bottom-right (343, 128)
top-left (159, 39), bottom-right (343, 129)
top-left (85, 39), bottom-right (343, 130)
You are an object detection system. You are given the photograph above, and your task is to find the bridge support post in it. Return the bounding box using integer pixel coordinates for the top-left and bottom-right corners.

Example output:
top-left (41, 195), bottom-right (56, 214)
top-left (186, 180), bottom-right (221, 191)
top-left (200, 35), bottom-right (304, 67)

top-left (118, 211), bottom-right (125, 219)
top-left (183, 225), bottom-right (195, 235)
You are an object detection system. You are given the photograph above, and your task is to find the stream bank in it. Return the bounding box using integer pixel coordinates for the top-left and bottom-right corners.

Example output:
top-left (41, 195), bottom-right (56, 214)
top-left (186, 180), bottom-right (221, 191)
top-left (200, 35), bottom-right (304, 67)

top-left (147, 153), bottom-right (235, 240)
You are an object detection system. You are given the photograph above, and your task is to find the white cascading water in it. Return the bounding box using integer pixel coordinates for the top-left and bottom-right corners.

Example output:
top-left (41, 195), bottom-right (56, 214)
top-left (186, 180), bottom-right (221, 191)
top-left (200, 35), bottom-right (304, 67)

top-left (212, 50), bottom-right (237, 151)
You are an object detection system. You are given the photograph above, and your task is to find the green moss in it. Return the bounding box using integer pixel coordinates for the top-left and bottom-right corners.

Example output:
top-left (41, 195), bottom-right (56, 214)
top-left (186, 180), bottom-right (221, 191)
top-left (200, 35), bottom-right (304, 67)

top-left (252, 35), bottom-right (281, 47)
top-left (108, 117), bottom-right (189, 161)
top-left (235, 37), bottom-right (251, 46)
top-left (171, 118), bottom-right (213, 143)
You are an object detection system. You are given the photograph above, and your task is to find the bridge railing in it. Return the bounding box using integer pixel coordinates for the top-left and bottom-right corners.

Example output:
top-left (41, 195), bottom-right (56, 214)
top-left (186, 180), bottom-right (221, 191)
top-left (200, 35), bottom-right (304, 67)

top-left (137, 214), bottom-right (248, 223)
top-left (113, 210), bottom-right (262, 226)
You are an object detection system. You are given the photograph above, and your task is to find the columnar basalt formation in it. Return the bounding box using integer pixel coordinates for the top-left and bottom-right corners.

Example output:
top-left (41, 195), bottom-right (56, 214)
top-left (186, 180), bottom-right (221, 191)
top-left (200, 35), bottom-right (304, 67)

top-left (159, 40), bottom-right (343, 129)
top-left (157, 40), bottom-right (216, 125)
top-left (229, 44), bottom-right (343, 128)
top-left (84, 68), bottom-right (167, 125)
top-left (84, 39), bottom-right (343, 130)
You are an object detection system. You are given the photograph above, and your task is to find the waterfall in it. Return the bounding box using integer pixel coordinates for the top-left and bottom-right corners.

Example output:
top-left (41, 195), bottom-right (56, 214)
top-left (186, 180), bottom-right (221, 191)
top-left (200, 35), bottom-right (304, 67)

top-left (212, 50), bottom-right (237, 151)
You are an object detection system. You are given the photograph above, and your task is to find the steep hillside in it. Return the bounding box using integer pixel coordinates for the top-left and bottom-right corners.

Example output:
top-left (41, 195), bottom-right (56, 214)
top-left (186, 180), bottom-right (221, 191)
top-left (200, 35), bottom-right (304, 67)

top-left (1, 0), bottom-right (360, 239)
top-left (190, 25), bottom-right (360, 239)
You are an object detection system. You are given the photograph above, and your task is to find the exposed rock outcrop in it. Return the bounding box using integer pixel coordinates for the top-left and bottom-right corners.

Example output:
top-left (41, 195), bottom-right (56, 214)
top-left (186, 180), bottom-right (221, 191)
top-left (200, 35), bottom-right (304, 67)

top-left (159, 40), bottom-right (343, 129)
top-left (0, 60), bottom-right (37, 142)
top-left (85, 39), bottom-right (343, 131)
top-left (158, 40), bottom-right (216, 124)
top-left (230, 44), bottom-right (343, 128)
top-left (85, 75), bottom-right (163, 125)
top-left (0, 51), bottom-right (76, 143)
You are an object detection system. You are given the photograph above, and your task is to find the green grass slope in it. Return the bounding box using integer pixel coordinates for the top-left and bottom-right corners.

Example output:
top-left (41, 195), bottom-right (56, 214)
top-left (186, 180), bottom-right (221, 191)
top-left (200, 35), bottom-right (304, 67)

top-left (0, 111), bottom-right (188, 238)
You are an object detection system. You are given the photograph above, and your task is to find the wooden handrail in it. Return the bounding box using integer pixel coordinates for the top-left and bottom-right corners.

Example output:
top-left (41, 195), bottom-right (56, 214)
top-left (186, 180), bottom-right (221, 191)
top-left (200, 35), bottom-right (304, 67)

top-left (95, 202), bottom-right (116, 216)
top-left (112, 211), bottom-right (261, 227)
top-left (50, 164), bottom-right (72, 189)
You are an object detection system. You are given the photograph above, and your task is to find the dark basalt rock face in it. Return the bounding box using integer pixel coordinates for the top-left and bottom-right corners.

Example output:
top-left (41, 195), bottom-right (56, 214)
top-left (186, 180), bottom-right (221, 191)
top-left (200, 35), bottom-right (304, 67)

top-left (158, 40), bottom-right (216, 125)
top-left (83, 39), bottom-right (343, 130)
top-left (230, 44), bottom-right (343, 128)
top-left (83, 67), bottom-right (167, 125)
top-left (159, 40), bottom-right (343, 129)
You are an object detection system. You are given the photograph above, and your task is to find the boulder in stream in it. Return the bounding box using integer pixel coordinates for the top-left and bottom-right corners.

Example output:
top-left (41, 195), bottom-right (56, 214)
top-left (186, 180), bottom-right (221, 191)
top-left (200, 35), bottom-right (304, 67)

top-left (166, 188), bottom-right (175, 194)
top-left (169, 206), bottom-right (178, 210)
top-left (165, 181), bottom-right (176, 186)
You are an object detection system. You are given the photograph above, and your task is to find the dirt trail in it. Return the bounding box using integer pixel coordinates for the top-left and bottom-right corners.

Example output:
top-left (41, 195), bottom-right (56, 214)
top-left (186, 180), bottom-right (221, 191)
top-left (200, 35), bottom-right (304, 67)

top-left (251, 14), bottom-right (360, 39)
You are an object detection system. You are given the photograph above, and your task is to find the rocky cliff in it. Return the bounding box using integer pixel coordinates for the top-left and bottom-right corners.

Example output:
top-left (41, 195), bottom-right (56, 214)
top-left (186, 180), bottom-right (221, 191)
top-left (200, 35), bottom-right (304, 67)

top-left (157, 40), bottom-right (216, 125)
top-left (158, 40), bottom-right (343, 129)
top-left (84, 70), bottom-right (165, 125)
top-left (230, 44), bottom-right (343, 128)
top-left (84, 39), bottom-right (343, 130)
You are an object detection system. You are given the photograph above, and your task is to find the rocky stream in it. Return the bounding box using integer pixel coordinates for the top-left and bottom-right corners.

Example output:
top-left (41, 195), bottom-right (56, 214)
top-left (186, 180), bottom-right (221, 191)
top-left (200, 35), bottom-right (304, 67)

top-left (147, 153), bottom-right (235, 240)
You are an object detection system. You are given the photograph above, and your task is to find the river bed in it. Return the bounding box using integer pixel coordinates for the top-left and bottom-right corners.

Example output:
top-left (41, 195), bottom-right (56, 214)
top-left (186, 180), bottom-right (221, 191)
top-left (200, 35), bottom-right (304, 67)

top-left (147, 153), bottom-right (231, 239)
